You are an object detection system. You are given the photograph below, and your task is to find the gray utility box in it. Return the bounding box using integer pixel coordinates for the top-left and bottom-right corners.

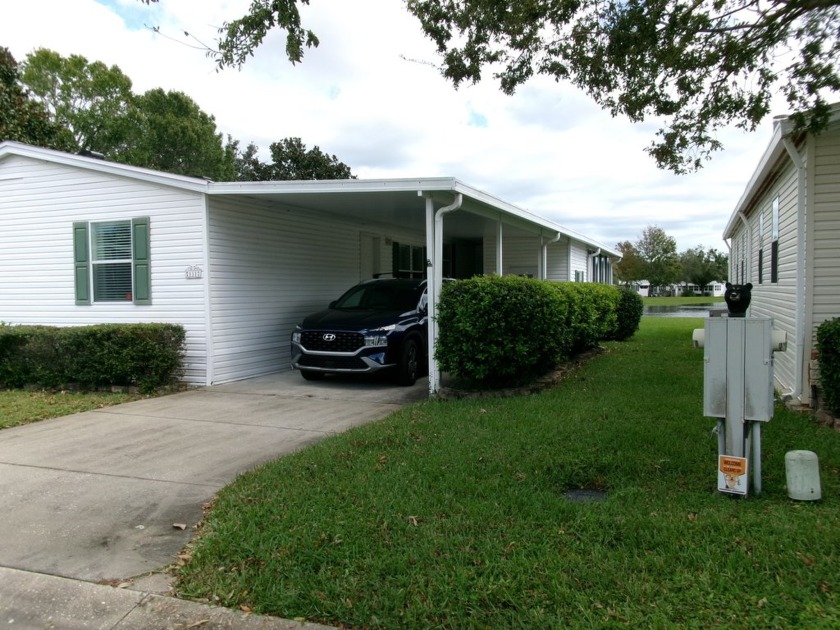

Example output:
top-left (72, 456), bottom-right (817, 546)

top-left (703, 317), bottom-right (775, 423)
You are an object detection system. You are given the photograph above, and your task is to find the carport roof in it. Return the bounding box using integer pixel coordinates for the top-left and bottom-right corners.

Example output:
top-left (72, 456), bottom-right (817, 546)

top-left (210, 177), bottom-right (620, 257)
top-left (0, 141), bottom-right (618, 257)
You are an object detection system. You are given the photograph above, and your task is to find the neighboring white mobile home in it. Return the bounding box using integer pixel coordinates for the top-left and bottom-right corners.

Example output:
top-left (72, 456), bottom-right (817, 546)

top-left (0, 142), bottom-right (619, 392)
top-left (723, 104), bottom-right (840, 406)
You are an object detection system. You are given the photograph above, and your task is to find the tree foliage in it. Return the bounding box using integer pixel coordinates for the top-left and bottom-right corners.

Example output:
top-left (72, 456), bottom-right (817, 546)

top-left (21, 48), bottom-right (134, 154)
top-left (406, 0), bottom-right (840, 172)
top-left (614, 240), bottom-right (646, 285)
top-left (114, 88), bottom-right (236, 180)
top-left (12, 44), bottom-right (355, 183)
top-left (198, 0), bottom-right (840, 172)
top-left (636, 225), bottom-right (681, 292)
top-left (680, 246), bottom-right (729, 289)
top-left (234, 137), bottom-right (355, 181)
top-left (0, 47), bottom-right (72, 150)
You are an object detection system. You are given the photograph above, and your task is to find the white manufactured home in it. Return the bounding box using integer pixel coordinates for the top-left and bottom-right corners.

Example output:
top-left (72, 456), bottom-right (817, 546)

top-left (0, 141), bottom-right (619, 393)
top-left (723, 104), bottom-right (840, 406)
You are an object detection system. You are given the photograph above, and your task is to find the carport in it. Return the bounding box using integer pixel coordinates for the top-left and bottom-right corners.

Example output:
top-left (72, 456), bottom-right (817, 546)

top-left (209, 178), bottom-right (617, 394)
top-left (0, 144), bottom-right (617, 394)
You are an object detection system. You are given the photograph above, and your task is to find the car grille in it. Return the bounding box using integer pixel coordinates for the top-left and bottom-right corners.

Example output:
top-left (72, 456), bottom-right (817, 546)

top-left (300, 331), bottom-right (365, 352)
top-left (298, 355), bottom-right (368, 370)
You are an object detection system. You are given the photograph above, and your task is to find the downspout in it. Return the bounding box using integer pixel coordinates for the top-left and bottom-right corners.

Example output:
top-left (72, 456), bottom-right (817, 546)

top-left (736, 211), bottom-right (750, 284)
top-left (542, 232), bottom-right (562, 280)
top-left (781, 132), bottom-right (807, 402)
top-left (723, 238), bottom-right (732, 280)
top-left (428, 193), bottom-right (463, 395)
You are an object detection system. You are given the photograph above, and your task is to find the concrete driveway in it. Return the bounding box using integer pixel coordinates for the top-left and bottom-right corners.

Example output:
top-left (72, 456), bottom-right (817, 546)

top-left (0, 371), bottom-right (427, 583)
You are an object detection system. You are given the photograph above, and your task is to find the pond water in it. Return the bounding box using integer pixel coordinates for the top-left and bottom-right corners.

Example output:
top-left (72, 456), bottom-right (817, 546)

top-left (644, 303), bottom-right (728, 318)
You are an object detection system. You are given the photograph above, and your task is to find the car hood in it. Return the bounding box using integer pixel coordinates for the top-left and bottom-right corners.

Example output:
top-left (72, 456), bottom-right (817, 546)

top-left (300, 308), bottom-right (415, 331)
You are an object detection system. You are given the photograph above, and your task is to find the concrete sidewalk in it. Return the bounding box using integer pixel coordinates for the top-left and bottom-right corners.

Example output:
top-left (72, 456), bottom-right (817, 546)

top-left (0, 371), bottom-right (426, 629)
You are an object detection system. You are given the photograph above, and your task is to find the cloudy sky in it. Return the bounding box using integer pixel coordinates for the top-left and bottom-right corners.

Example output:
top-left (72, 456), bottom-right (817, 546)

top-left (3, 0), bottom-right (784, 252)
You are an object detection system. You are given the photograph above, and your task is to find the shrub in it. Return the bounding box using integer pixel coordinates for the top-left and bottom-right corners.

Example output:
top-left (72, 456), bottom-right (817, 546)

top-left (435, 277), bottom-right (636, 387)
top-left (0, 323), bottom-right (185, 393)
top-left (612, 287), bottom-right (644, 341)
top-left (553, 283), bottom-right (620, 352)
top-left (817, 318), bottom-right (840, 416)
top-left (436, 276), bottom-right (570, 387)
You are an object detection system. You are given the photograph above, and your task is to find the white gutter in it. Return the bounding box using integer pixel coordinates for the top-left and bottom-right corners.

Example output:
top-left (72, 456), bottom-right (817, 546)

top-left (781, 128), bottom-right (807, 402)
top-left (427, 193), bottom-right (463, 395)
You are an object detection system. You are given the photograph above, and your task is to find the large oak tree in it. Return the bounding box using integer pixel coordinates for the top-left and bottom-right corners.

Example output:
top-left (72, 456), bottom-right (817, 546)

top-left (174, 0), bottom-right (840, 173)
top-left (0, 47), bottom-right (72, 151)
top-left (21, 48), bottom-right (134, 155)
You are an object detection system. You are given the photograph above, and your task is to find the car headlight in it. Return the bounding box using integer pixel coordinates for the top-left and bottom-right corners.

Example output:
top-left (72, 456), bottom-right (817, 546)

top-left (364, 334), bottom-right (388, 347)
top-left (365, 324), bottom-right (394, 347)
top-left (292, 326), bottom-right (302, 344)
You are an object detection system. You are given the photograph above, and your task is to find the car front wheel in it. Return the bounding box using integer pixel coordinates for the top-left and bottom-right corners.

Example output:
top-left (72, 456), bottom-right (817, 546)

top-left (395, 339), bottom-right (420, 386)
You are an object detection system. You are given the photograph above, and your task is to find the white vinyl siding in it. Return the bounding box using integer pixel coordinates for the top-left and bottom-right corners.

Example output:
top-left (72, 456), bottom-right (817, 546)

top-left (500, 237), bottom-right (540, 276)
top-left (811, 130), bottom-right (840, 332)
top-left (546, 239), bottom-right (570, 281)
top-left (569, 243), bottom-right (588, 282)
top-left (731, 153), bottom-right (800, 394)
top-left (0, 154), bottom-right (209, 385)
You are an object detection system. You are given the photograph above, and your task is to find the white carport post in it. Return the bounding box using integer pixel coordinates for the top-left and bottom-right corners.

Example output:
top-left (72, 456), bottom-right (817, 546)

top-left (424, 192), bottom-right (463, 395)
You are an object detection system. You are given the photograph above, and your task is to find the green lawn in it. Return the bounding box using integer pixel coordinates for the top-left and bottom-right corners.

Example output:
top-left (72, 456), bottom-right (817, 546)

top-left (0, 389), bottom-right (145, 429)
top-left (175, 318), bottom-right (840, 628)
top-left (643, 295), bottom-right (726, 306)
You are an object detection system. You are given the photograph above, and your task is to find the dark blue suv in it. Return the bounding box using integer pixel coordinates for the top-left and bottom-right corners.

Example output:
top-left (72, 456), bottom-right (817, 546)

top-left (291, 278), bottom-right (431, 386)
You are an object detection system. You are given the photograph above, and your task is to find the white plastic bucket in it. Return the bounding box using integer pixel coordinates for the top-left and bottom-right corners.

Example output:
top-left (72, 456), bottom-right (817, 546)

top-left (785, 450), bottom-right (822, 501)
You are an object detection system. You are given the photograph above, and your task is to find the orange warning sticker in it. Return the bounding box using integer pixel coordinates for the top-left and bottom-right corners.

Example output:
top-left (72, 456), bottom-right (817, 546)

top-left (718, 456), bottom-right (748, 496)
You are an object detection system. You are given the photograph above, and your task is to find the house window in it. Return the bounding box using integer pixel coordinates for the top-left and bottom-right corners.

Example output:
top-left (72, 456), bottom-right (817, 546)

top-left (392, 242), bottom-right (426, 278)
top-left (771, 195), bottom-right (779, 283)
top-left (73, 217), bottom-right (151, 305)
top-left (91, 221), bottom-right (132, 301)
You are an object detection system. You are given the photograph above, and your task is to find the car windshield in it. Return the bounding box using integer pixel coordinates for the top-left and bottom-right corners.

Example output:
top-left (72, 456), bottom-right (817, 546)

top-left (333, 282), bottom-right (424, 312)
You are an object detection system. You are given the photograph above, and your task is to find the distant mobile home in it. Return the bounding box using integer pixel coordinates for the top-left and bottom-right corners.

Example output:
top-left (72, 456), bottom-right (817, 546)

top-left (0, 141), bottom-right (619, 393)
top-left (723, 103), bottom-right (840, 406)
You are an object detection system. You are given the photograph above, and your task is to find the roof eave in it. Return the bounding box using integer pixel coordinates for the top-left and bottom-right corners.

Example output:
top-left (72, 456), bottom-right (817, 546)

top-left (0, 140), bottom-right (209, 193)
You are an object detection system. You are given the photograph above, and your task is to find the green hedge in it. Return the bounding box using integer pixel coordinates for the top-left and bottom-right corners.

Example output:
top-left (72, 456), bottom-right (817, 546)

top-left (436, 277), bottom-right (642, 387)
top-left (0, 323), bottom-right (185, 393)
top-left (817, 318), bottom-right (840, 416)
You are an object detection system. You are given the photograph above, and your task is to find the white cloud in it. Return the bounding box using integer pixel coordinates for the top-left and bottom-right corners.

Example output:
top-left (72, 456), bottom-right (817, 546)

top-left (2, 0), bottom-right (780, 252)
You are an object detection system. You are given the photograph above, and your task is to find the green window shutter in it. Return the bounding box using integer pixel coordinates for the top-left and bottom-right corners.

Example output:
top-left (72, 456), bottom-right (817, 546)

top-left (73, 222), bottom-right (91, 305)
top-left (132, 217), bottom-right (151, 304)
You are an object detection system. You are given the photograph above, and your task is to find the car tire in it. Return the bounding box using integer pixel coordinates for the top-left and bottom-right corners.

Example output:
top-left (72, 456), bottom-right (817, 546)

top-left (300, 370), bottom-right (325, 381)
top-left (395, 338), bottom-right (420, 386)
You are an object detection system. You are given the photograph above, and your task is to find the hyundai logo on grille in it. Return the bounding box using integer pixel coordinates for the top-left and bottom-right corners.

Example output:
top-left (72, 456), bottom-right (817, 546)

top-left (323, 333), bottom-right (336, 342)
